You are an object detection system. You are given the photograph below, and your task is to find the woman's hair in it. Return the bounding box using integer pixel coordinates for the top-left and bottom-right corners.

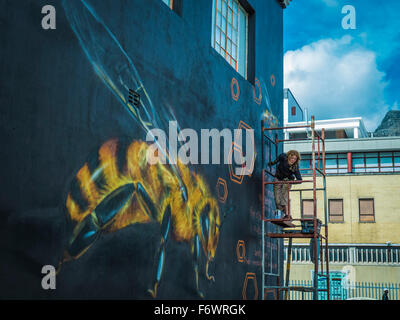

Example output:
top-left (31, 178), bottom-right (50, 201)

top-left (286, 150), bottom-right (301, 166)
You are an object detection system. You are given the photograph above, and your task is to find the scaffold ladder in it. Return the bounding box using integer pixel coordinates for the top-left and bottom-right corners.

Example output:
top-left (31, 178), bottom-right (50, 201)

top-left (261, 116), bottom-right (330, 300)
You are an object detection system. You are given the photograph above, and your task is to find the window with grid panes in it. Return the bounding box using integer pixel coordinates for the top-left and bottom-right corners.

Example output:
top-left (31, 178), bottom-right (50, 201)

top-left (212, 0), bottom-right (248, 78)
top-left (353, 151), bottom-right (400, 173)
top-left (299, 154), bottom-right (312, 175)
top-left (329, 199), bottom-right (344, 222)
top-left (299, 153), bottom-right (347, 175)
top-left (325, 153), bottom-right (347, 174)
top-left (359, 199), bottom-right (375, 222)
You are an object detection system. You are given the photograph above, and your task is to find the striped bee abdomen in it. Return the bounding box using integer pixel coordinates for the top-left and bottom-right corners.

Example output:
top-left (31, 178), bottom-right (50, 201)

top-left (66, 138), bottom-right (134, 225)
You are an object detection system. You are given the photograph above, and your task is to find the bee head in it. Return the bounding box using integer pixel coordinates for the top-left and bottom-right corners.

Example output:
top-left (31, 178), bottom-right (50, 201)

top-left (176, 162), bottom-right (221, 260)
top-left (196, 198), bottom-right (220, 261)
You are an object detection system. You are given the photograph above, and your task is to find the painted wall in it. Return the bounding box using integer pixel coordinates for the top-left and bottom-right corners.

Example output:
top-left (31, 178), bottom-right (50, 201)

top-left (0, 0), bottom-right (283, 299)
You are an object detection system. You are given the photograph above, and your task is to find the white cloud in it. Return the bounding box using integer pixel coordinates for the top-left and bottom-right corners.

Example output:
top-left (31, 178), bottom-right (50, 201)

top-left (284, 36), bottom-right (389, 131)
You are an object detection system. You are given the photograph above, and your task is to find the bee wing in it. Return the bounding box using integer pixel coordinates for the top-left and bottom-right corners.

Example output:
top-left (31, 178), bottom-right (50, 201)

top-left (62, 0), bottom-right (187, 194)
top-left (259, 78), bottom-right (280, 130)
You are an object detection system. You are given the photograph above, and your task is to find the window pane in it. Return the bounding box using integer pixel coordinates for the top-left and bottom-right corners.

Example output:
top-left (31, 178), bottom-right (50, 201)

top-left (228, 9), bottom-right (232, 25)
top-left (352, 153), bottom-right (364, 158)
top-left (326, 169), bottom-right (338, 174)
top-left (329, 200), bottom-right (343, 215)
top-left (302, 200), bottom-right (314, 217)
top-left (380, 157), bottom-right (393, 167)
top-left (353, 158), bottom-right (364, 168)
top-left (360, 199), bottom-right (374, 215)
top-left (338, 158), bottom-right (347, 168)
top-left (227, 24), bottom-right (232, 40)
top-left (360, 214), bottom-right (375, 222)
top-left (237, 6), bottom-right (247, 77)
top-left (233, 1), bottom-right (238, 13)
top-left (329, 199), bottom-right (344, 222)
top-left (300, 159), bottom-right (311, 169)
top-left (221, 34), bottom-right (226, 49)
top-left (360, 199), bottom-right (374, 222)
top-left (380, 152), bottom-right (393, 157)
top-left (395, 157), bottom-right (400, 166)
top-left (326, 159), bottom-right (337, 168)
top-left (366, 157), bottom-right (378, 167)
top-left (365, 153), bottom-right (378, 158)
top-left (326, 154), bottom-right (337, 159)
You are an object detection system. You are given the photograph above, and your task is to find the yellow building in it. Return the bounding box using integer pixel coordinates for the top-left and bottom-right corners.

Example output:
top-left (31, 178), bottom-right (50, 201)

top-left (282, 132), bottom-right (400, 299)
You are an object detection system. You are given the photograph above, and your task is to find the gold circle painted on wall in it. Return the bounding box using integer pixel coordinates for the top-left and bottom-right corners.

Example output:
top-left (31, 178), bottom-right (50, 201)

top-left (216, 177), bottom-right (228, 203)
top-left (270, 74), bottom-right (276, 87)
top-left (236, 240), bottom-right (246, 263)
top-left (231, 77), bottom-right (240, 101)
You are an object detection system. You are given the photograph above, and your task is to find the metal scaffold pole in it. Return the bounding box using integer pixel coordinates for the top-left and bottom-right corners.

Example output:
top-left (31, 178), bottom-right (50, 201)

top-left (261, 116), bottom-right (330, 300)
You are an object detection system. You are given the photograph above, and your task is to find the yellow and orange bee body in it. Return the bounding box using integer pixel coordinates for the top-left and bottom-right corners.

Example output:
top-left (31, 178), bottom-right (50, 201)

top-left (60, 138), bottom-right (220, 297)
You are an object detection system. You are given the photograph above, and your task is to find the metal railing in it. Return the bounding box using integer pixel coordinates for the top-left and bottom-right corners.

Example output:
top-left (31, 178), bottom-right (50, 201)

top-left (288, 280), bottom-right (400, 300)
top-left (284, 244), bottom-right (400, 265)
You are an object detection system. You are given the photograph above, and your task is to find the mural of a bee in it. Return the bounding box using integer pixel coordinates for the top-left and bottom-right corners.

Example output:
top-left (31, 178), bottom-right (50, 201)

top-left (58, 0), bottom-right (222, 298)
top-left (60, 138), bottom-right (220, 298)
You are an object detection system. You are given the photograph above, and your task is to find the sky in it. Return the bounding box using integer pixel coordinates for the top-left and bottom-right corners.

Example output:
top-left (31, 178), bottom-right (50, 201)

top-left (283, 0), bottom-right (400, 132)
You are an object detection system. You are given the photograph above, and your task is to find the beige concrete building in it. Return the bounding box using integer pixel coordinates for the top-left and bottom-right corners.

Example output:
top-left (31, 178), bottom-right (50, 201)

top-left (283, 134), bottom-right (400, 290)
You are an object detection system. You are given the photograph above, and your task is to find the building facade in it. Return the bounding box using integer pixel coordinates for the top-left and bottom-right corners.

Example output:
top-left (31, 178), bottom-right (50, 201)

top-left (282, 101), bottom-right (400, 296)
top-left (0, 0), bottom-right (287, 299)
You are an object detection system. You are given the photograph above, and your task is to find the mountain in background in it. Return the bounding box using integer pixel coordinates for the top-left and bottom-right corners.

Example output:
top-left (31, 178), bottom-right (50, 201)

top-left (374, 110), bottom-right (400, 137)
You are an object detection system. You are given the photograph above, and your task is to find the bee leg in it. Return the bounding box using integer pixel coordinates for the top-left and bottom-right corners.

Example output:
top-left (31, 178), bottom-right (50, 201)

top-left (61, 183), bottom-right (135, 267)
top-left (192, 235), bottom-right (204, 298)
top-left (63, 212), bottom-right (101, 263)
top-left (148, 205), bottom-right (171, 298)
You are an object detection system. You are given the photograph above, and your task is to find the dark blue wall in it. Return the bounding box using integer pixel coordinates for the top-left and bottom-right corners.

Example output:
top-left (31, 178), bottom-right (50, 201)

top-left (0, 0), bottom-right (283, 299)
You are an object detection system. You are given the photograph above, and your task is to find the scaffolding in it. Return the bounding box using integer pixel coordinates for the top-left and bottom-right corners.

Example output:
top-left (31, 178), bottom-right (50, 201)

top-left (261, 116), bottom-right (330, 300)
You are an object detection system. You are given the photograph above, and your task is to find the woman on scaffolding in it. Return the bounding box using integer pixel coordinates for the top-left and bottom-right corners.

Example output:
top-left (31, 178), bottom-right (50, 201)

top-left (268, 150), bottom-right (303, 220)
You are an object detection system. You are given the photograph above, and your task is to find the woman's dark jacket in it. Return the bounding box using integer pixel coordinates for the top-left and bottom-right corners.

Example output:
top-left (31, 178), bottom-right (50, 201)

top-left (269, 153), bottom-right (302, 181)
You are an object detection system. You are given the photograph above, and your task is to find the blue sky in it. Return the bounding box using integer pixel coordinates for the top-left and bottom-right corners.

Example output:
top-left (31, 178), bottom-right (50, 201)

top-left (283, 0), bottom-right (400, 131)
